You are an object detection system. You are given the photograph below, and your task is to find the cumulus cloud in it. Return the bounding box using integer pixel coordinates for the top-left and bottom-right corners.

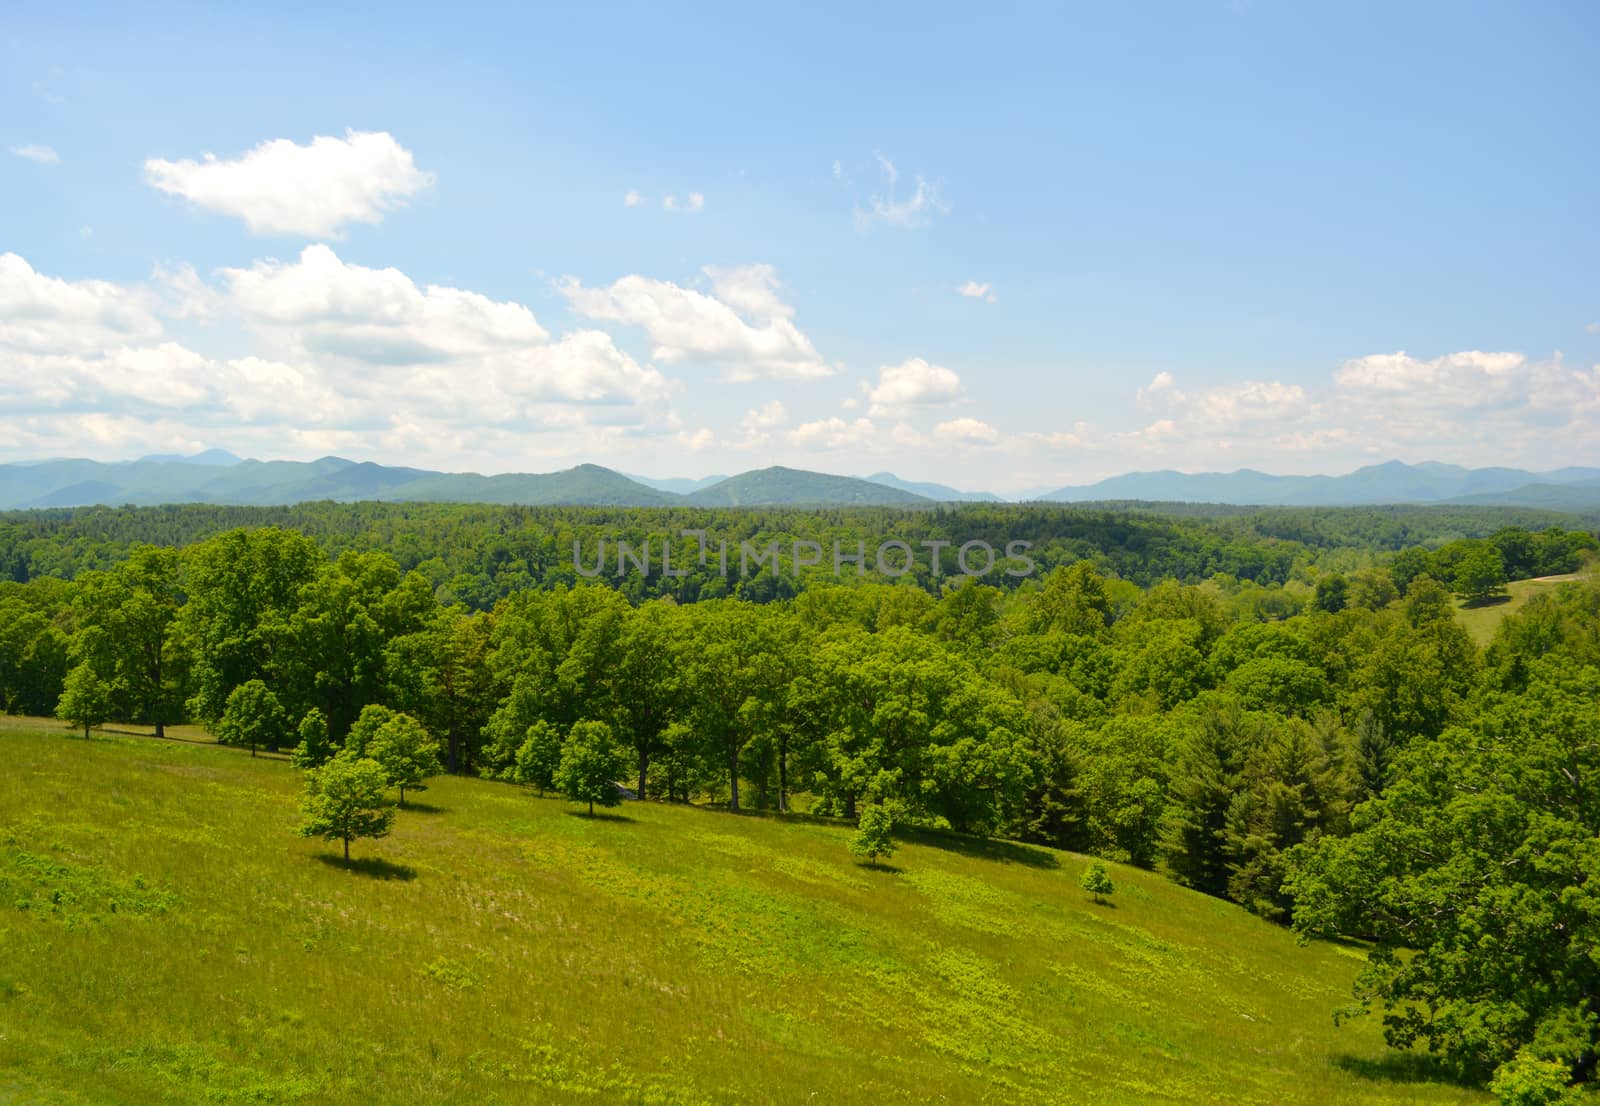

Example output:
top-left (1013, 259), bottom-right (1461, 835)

top-left (561, 268), bottom-right (830, 381)
top-left (623, 189), bottom-right (643, 207)
top-left (10, 144), bottom-right (60, 165)
top-left (0, 252), bottom-right (163, 353)
top-left (144, 130), bottom-right (433, 238)
top-left (865, 357), bottom-right (963, 414)
top-left (0, 250), bottom-right (682, 468)
top-left (787, 416), bottom-right (878, 451)
top-left (934, 417), bottom-right (1001, 446)
top-left (958, 281), bottom-right (996, 304)
top-left (735, 400), bottom-right (789, 447)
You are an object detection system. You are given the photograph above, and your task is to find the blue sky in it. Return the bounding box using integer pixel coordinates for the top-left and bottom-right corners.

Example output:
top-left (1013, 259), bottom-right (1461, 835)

top-left (4, 1), bottom-right (1597, 494)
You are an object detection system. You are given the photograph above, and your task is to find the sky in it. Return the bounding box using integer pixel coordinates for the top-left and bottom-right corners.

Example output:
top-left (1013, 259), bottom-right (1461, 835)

top-left (3, 1), bottom-right (1598, 495)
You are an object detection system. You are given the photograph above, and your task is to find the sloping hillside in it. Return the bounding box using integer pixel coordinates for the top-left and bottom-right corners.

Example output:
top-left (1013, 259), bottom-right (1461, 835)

top-left (0, 724), bottom-right (1483, 1106)
top-left (689, 467), bottom-right (930, 506)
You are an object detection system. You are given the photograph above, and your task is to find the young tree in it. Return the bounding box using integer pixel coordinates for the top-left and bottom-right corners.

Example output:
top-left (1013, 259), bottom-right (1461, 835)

top-left (291, 708), bottom-right (332, 770)
top-left (56, 662), bottom-right (111, 739)
top-left (513, 719), bottom-right (563, 795)
top-left (848, 803), bottom-right (897, 867)
top-left (556, 719), bottom-right (624, 815)
top-left (1080, 860), bottom-right (1115, 904)
top-left (298, 755), bottom-right (396, 865)
top-left (367, 712), bottom-right (443, 806)
top-left (215, 679), bottom-right (288, 757)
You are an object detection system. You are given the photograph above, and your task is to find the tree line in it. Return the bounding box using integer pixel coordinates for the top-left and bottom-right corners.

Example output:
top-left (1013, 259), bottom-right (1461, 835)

top-left (2, 507), bottom-right (1599, 1098)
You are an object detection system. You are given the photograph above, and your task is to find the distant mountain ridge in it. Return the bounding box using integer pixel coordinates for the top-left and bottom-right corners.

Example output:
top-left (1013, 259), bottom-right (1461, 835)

top-left (1039, 460), bottom-right (1600, 509)
top-left (3, 454), bottom-right (1600, 511)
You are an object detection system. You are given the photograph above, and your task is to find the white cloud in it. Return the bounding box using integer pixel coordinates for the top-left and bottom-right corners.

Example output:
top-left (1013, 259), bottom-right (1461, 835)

top-left (220, 244), bottom-right (550, 361)
top-left (662, 192), bottom-right (705, 213)
top-left (865, 357), bottom-right (963, 415)
top-left (0, 252), bottom-right (163, 353)
top-left (934, 417), bottom-right (1001, 446)
top-left (736, 400), bottom-right (789, 447)
top-left (0, 251), bottom-right (682, 467)
top-left (560, 268), bottom-right (830, 381)
top-left (144, 130), bottom-right (433, 238)
top-left (623, 189), bottom-right (643, 207)
top-left (704, 264), bottom-right (792, 321)
top-left (10, 144), bottom-right (60, 165)
top-left (853, 153), bottom-right (948, 231)
top-left (1586, 322), bottom-right (1600, 335)
top-left (958, 280), bottom-right (996, 304)
top-left (787, 416), bottom-right (877, 451)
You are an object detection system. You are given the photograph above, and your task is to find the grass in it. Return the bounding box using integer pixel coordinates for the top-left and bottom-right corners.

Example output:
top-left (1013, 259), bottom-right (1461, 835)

top-left (0, 722), bottom-right (1487, 1106)
top-left (1452, 570), bottom-right (1590, 646)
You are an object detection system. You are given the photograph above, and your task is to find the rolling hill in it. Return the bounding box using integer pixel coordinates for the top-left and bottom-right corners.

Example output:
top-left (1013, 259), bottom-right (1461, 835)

top-left (0, 722), bottom-right (1484, 1106)
top-left (686, 467), bottom-right (930, 507)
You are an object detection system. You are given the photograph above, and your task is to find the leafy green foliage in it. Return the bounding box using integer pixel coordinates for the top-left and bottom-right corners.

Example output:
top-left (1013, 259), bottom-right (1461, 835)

top-left (848, 803), bottom-right (896, 866)
top-left (291, 708), bottom-right (331, 769)
top-left (214, 679), bottom-right (287, 757)
top-left (556, 719), bottom-right (625, 814)
top-left (1080, 860), bottom-right (1114, 903)
top-left (366, 711), bottom-right (442, 805)
top-left (55, 662), bottom-right (111, 739)
top-left (298, 754), bottom-right (395, 864)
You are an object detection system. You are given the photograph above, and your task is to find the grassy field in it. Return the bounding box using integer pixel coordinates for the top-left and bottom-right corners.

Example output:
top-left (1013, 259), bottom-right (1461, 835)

top-left (0, 721), bottom-right (1487, 1106)
top-left (1452, 571), bottom-right (1589, 646)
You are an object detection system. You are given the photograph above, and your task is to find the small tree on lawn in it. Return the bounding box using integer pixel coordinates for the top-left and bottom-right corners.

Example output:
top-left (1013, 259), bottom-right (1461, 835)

top-left (513, 719), bottom-right (563, 796)
top-left (849, 803), bottom-right (897, 867)
top-left (291, 708), bottom-right (332, 770)
top-left (556, 719), bottom-right (623, 815)
top-left (299, 755), bottom-right (395, 866)
top-left (1081, 860), bottom-right (1115, 904)
top-left (216, 679), bottom-right (287, 757)
top-left (368, 712), bottom-right (443, 807)
top-left (57, 662), bottom-right (112, 739)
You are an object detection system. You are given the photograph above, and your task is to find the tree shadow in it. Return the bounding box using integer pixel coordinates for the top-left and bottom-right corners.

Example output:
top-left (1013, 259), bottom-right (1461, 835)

top-left (563, 810), bottom-right (636, 823)
top-left (1330, 1052), bottom-right (1476, 1089)
top-left (899, 827), bottom-right (1061, 870)
top-left (315, 854), bottom-right (417, 881)
top-left (398, 801), bottom-right (448, 815)
top-left (1460, 594), bottom-right (1512, 610)
top-left (856, 860), bottom-right (904, 875)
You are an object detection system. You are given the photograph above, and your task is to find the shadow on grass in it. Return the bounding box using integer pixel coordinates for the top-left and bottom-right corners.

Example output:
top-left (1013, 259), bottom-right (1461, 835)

top-left (563, 810), bottom-right (636, 824)
top-left (315, 854), bottom-right (417, 881)
top-left (899, 826), bottom-right (1061, 870)
top-left (1460, 595), bottom-right (1512, 610)
top-left (855, 861), bottom-right (904, 875)
top-left (398, 801), bottom-right (448, 815)
top-left (1331, 1052), bottom-right (1476, 1089)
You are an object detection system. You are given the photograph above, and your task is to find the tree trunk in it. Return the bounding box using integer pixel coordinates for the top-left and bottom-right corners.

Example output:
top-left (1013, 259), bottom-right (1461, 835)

top-left (84, 721), bottom-right (90, 740)
top-left (343, 833), bottom-right (350, 865)
top-left (727, 737), bottom-right (741, 813)
top-left (588, 798), bottom-right (594, 815)
top-left (777, 735), bottom-right (789, 814)
top-left (155, 721), bottom-right (165, 738)
top-left (399, 785), bottom-right (407, 807)
top-left (637, 748), bottom-right (649, 802)
top-left (844, 791), bottom-right (857, 820)
top-left (446, 727), bottom-right (460, 774)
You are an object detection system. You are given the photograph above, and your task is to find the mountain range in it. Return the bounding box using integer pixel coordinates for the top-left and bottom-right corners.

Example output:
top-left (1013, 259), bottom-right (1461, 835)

top-left (1, 454), bottom-right (1598, 512)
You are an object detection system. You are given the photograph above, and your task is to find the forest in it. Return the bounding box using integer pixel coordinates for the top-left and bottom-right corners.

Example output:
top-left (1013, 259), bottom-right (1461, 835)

top-left (3, 500), bottom-right (1599, 1100)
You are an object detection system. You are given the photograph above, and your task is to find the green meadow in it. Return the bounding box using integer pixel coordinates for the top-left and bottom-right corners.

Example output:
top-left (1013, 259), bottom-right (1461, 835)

top-left (1452, 571), bottom-right (1591, 646)
top-left (2, 722), bottom-right (1486, 1106)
